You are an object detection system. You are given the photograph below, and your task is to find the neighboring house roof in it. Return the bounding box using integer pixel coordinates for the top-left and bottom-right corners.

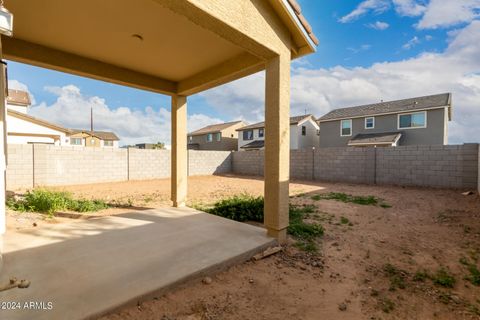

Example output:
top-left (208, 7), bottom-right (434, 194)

top-left (70, 130), bottom-right (120, 141)
top-left (241, 140), bottom-right (265, 150)
top-left (318, 93), bottom-right (452, 122)
top-left (188, 120), bottom-right (244, 136)
top-left (237, 114), bottom-right (315, 131)
top-left (6, 89), bottom-right (31, 106)
top-left (7, 109), bottom-right (71, 133)
top-left (348, 132), bottom-right (402, 146)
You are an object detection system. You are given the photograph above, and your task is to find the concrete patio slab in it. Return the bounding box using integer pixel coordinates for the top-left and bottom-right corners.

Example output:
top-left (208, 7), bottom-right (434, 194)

top-left (0, 207), bottom-right (275, 320)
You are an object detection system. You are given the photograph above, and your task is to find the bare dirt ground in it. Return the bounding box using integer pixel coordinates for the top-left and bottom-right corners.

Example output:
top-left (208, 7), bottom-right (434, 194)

top-left (7, 175), bottom-right (480, 319)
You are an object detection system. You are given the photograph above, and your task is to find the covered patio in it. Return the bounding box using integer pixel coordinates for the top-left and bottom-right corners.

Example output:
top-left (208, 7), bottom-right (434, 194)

top-left (0, 207), bottom-right (275, 319)
top-left (0, 0), bottom-right (317, 318)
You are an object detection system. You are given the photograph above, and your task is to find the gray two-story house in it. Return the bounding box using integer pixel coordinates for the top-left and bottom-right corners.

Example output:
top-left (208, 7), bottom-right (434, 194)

top-left (318, 93), bottom-right (452, 148)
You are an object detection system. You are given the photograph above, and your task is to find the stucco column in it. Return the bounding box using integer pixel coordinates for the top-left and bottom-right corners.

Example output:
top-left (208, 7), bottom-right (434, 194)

top-left (264, 52), bottom-right (290, 242)
top-left (171, 95), bottom-right (187, 207)
top-left (0, 39), bottom-right (6, 237)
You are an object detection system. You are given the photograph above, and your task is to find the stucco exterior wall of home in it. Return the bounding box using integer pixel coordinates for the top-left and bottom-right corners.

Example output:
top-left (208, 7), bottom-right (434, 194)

top-left (189, 123), bottom-right (243, 151)
top-left (237, 128), bottom-right (266, 150)
top-left (296, 119), bottom-right (319, 149)
top-left (185, 0), bottom-right (291, 56)
top-left (238, 121), bottom-right (319, 151)
top-left (319, 108), bottom-right (447, 148)
top-left (6, 114), bottom-right (67, 146)
top-left (7, 104), bottom-right (28, 114)
top-left (6, 145), bottom-right (233, 189)
top-left (232, 144), bottom-right (479, 189)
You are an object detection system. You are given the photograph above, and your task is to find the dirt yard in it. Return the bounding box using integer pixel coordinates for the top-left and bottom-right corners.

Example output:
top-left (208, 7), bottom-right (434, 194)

top-left (7, 175), bottom-right (480, 319)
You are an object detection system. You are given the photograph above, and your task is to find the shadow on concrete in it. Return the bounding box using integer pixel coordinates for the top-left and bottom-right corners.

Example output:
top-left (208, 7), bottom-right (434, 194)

top-left (0, 207), bottom-right (274, 320)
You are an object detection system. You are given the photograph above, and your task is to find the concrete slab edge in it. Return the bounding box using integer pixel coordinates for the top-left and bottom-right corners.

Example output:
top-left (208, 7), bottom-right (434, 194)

top-left (87, 238), bottom-right (278, 320)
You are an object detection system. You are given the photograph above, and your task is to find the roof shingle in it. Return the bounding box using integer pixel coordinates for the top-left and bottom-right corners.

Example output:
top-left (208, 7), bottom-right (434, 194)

top-left (70, 130), bottom-right (119, 141)
top-left (348, 132), bottom-right (402, 146)
top-left (188, 120), bottom-right (244, 136)
top-left (7, 89), bottom-right (31, 106)
top-left (319, 93), bottom-right (451, 122)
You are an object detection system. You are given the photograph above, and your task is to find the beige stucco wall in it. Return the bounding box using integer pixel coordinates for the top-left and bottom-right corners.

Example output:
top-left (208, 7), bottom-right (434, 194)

top-left (189, 122), bottom-right (244, 151)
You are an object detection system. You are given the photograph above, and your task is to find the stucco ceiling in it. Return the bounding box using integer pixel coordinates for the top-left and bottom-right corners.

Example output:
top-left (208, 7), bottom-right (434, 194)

top-left (6, 0), bottom-right (246, 81)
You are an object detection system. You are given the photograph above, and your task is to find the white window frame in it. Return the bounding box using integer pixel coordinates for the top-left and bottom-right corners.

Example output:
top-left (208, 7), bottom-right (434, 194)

top-left (71, 137), bottom-right (83, 145)
top-left (243, 130), bottom-right (253, 141)
top-left (258, 128), bottom-right (264, 138)
top-left (301, 125), bottom-right (306, 136)
top-left (365, 117), bottom-right (375, 129)
top-left (340, 119), bottom-right (352, 137)
top-left (206, 133), bottom-right (213, 142)
top-left (397, 111), bottom-right (427, 130)
top-left (104, 140), bottom-right (114, 147)
top-left (216, 132), bottom-right (221, 142)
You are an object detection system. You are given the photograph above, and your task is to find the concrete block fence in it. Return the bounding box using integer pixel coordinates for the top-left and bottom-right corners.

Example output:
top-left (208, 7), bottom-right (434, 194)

top-left (6, 144), bottom-right (232, 190)
top-left (232, 144), bottom-right (480, 190)
top-left (5, 143), bottom-right (479, 191)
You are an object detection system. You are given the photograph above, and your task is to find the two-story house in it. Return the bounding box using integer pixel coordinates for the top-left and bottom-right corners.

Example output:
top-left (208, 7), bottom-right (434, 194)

top-left (188, 120), bottom-right (245, 151)
top-left (236, 115), bottom-right (319, 151)
top-left (318, 93), bottom-right (452, 148)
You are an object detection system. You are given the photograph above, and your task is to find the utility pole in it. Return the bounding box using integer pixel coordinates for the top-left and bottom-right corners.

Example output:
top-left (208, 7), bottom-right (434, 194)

top-left (90, 106), bottom-right (93, 132)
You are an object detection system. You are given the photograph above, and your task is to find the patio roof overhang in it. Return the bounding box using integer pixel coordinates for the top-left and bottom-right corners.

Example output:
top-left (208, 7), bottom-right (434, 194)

top-left (2, 0), bottom-right (316, 96)
top-left (0, 0), bottom-right (318, 241)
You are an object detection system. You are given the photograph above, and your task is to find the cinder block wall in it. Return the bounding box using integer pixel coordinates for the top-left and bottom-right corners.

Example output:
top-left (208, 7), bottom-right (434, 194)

top-left (231, 144), bottom-right (479, 189)
top-left (5, 145), bottom-right (234, 190)
top-left (6, 144), bottom-right (34, 190)
top-left (376, 144), bottom-right (479, 189)
top-left (290, 149), bottom-right (314, 180)
top-left (188, 150), bottom-right (232, 175)
top-left (128, 148), bottom-right (170, 180)
top-left (232, 150), bottom-right (264, 176)
top-left (313, 147), bottom-right (375, 184)
top-left (33, 145), bottom-right (128, 186)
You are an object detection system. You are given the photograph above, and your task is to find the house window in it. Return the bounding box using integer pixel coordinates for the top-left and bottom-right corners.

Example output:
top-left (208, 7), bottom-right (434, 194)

top-left (243, 130), bottom-right (253, 141)
top-left (258, 128), bottom-right (264, 138)
top-left (398, 111), bottom-right (426, 129)
top-left (206, 133), bottom-right (213, 142)
top-left (365, 117), bottom-right (375, 129)
top-left (71, 138), bottom-right (82, 145)
top-left (301, 126), bottom-right (306, 136)
top-left (189, 136), bottom-right (192, 142)
top-left (104, 140), bottom-right (114, 147)
top-left (216, 132), bottom-right (221, 141)
top-left (340, 119), bottom-right (352, 136)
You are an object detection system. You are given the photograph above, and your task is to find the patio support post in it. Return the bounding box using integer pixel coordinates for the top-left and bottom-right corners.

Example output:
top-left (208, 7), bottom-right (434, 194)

top-left (0, 38), bottom-right (6, 237)
top-left (264, 52), bottom-right (290, 243)
top-left (171, 94), bottom-right (187, 207)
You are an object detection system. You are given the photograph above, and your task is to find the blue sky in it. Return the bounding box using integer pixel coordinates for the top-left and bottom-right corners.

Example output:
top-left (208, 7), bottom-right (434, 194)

top-left (8, 0), bottom-right (480, 145)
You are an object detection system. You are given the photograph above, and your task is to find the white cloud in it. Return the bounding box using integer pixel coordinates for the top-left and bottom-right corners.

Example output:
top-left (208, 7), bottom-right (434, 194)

top-left (392, 0), bottom-right (427, 17)
top-left (347, 44), bottom-right (372, 54)
top-left (367, 21), bottom-right (390, 30)
top-left (402, 36), bottom-right (421, 49)
top-left (417, 0), bottom-right (480, 29)
top-left (339, 0), bottom-right (390, 23)
top-left (15, 84), bottom-right (223, 146)
top-left (201, 21), bottom-right (480, 144)
top-left (425, 34), bottom-right (433, 41)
